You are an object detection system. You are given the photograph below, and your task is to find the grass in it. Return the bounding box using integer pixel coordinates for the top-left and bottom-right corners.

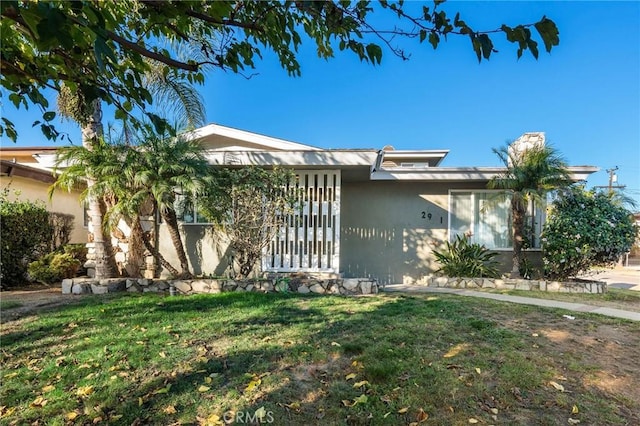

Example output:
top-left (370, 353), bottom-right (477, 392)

top-left (489, 288), bottom-right (640, 312)
top-left (0, 300), bottom-right (22, 310)
top-left (1, 292), bottom-right (638, 425)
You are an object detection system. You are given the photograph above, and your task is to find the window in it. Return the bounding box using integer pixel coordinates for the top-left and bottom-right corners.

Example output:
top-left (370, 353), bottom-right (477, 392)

top-left (174, 192), bottom-right (210, 224)
top-left (449, 190), bottom-right (544, 250)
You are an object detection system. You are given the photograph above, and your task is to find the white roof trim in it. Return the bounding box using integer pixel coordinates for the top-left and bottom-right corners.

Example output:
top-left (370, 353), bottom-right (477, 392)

top-left (370, 166), bottom-right (599, 182)
top-left (185, 124), bottom-right (321, 151)
top-left (205, 150), bottom-right (378, 167)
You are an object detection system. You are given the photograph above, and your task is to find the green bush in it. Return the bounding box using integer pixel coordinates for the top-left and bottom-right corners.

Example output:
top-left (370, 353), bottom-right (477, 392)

top-left (542, 186), bottom-right (638, 280)
top-left (28, 252), bottom-right (81, 284)
top-left (0, 190), bottom-right (53, 288)
top-left (63, 243), bottom-right (88, 265)
top-left (433, 235), bottom-right (501, 278)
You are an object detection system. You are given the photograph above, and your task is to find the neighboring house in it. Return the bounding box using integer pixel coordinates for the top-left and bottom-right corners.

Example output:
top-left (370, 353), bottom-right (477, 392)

top-left (0, 147), bottom-right (87, 244)
top-left (2, 128), bottom-right (598, 284)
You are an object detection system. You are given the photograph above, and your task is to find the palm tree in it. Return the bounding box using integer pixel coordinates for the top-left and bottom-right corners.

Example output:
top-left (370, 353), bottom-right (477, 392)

top-left (129, 133), bottom-right (212, 278)
top-left (55, 58), bottom-right (206, 279)
top-left (488, 143), bottom-right (572, 278)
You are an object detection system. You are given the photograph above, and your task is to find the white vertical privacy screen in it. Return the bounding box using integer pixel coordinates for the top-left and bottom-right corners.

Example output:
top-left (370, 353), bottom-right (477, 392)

top-left (263, 170), bottom-right (341, 272)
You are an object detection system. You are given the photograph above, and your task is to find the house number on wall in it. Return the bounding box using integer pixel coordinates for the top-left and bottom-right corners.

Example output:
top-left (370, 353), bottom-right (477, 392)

top-left (421, 212), bottom-right (444, 223)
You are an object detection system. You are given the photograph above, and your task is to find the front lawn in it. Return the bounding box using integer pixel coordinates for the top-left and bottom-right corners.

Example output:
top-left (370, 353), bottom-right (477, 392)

top-left (489, 288), bottom-right (640, 313)
top-left (1, 292), bottom-right (638, 425)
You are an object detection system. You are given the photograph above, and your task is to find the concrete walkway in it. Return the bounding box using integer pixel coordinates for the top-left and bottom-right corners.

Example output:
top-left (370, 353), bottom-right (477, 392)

top-left (384, 284), bottom-right (640, 322)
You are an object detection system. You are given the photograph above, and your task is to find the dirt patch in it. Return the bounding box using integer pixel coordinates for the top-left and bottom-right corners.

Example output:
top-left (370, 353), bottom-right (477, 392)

top-left (483, 306), bottom-right (640, 413)
top-left (0, 284), bottom-right (88, 325)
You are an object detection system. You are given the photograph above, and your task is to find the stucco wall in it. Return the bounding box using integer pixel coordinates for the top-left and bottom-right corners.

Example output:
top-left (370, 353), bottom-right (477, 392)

top-left (1, 175), bottom-right (87, 244)
top-left (340, 180), bottom-right (508, 284)
top-left (157, 223), bottom-right (232, 278)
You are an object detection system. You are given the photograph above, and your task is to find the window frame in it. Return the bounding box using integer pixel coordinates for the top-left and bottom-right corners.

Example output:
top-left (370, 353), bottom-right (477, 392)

top-left (173, 191), bottom-right (213, 225)
top-left (447, 189), bottom-right (545, 251)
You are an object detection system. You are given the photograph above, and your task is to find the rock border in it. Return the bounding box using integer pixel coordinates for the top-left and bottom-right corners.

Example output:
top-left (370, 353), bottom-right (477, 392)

top-left (62, 276), bottom-right (378, 296)
top-left (424, 276), bottom-right (606, 294)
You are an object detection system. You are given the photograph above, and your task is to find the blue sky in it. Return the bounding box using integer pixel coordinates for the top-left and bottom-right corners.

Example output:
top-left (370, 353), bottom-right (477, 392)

top-left (3, 1), bottom-right (639, 204)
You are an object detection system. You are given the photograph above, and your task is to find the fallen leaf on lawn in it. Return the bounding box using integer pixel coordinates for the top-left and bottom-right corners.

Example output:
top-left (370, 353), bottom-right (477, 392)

top-left (198, 385), bottom-right (211, 393)
top-left (30, 396), bottom-right (48, 408)
top-left (468, 418), bottom-right (479, 424)
top-left (78, 363), bottom-right (92, 369)
top-left (572, 405), bottom-right (579, 414)
top-left (443, 343), bottom-right (470, 358)
top-left (416, 408), bottom-right (429, 423)
top-left (331, 342), bottom-right (341, 347)
top-left (110, 415), bottom-right (123, 421)
top-left (197, 413), bottom-right (223, 426)
top-left (383, 412), bottom-right (391, 418)
top-left (92, 416), bottom-right (103, 423)
top-left (490, 408), bottom-right (499, 414)
top-left (76, 386), bottom-right (95, 397)
top-left (549, 381), bottom-right (565, 392)
top-left (4, 372), bottom-right (18, 379)
top-left (65, 411), bottom-right (79, 420)
top-left (345, 373), bottom-right (357, 381)
top-left (159, 352), bottom-right (166, 358)
top-left (342, 400), bottom-right (354, 407)
top-left (244, 378), bottom-right (261, 392)
top-left (353, 394), bottom-right (368, 405)
top-left (284, 402), bottom-right (301, 410)
top-left (353, 380), bottom-right (369, 388)
top-left (475, 368), bottom-right (481, 374)
top-left (0, 406), bottom-right (17, 418)
top-left (205, 376), bottom-right (213, 384)
top-left (138, 397), bottom-right (144, 407)
top-left (398, 407), bottom-right (409, 414)
top-left (351, 360), bottom-right (364, 369)
top-left (532, 333), bottom-right (539, 337)
top-left (568, 419), bottom-right (580, 425)
top-left (153, 384), bottom-right (171, 394)
top-left (163, 405), bottom-right (177, 414)
top-left (41, 385), bottom-right (55, 393)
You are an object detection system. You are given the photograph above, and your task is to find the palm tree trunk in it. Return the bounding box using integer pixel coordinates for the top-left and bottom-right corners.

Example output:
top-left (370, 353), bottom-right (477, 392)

top-left (83, 101), bottom-right (117, 279)
top-left (511, 198), bottom-right (526, 279)
top-left (139, 226), bottom-right (181, 278)
top-left (160, 208), bottom-right (192, 278)
top-left (124, 216), bottom-right (145, 278)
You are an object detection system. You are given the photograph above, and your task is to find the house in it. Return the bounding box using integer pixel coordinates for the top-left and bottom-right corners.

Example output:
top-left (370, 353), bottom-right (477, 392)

top-left (156, 125), bottom-right (597, 284)
top-left (0, 147), bottom-right (87, 244)
top-left (2, 127), bottom-right (598, 284)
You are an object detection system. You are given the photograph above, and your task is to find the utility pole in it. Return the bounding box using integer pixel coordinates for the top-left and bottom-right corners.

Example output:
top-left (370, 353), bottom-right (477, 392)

top-left (594, 166), bottom-right (627, 195)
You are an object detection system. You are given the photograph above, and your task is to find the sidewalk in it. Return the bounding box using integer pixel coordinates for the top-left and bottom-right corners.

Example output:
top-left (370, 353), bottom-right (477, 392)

top-left (384, 284), bottom-right (640, 322)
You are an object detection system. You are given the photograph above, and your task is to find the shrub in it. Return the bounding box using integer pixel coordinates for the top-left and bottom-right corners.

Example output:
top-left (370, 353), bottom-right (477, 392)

top-left (0, 189), bottom-right (53, 288)
top-left (542, 186), bottom-right (638, 280)
top-left (433, 235), bottom-right (501, 278)
top-left (28, 252), bottom-right (81, 284)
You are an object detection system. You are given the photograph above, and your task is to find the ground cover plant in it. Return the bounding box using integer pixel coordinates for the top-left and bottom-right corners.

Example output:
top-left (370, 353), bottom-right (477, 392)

top-left (1, 292), bottom-right (638, 425)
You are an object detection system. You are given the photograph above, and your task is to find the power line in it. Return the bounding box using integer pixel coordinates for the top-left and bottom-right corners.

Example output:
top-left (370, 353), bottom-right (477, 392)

top-left (593, 166), bottom-right (627, 195)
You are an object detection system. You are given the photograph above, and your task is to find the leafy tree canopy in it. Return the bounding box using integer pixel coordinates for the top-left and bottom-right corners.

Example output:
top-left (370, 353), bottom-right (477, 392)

top-left (2, 1), bottom-right (559, 142)
top-left (542, 186), bottom-right (638, 280)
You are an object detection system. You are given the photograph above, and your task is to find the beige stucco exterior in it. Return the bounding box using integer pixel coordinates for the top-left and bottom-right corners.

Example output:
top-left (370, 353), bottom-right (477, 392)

top-left (0, 175), bottom-right (87, 244)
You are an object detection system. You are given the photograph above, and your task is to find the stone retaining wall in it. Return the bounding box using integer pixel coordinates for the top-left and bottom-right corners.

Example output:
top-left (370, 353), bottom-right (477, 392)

top-left (61, 276), bottom-right (378, 296)
top-left (424, 276), bottom-right (606, 294)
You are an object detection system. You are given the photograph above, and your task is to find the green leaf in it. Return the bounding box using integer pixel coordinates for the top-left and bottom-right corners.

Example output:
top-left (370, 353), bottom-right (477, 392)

top-left (43, 111), bottom-right (56, 122)
top-left (534, 17), bottom-right (560, 52)
top-left (365, 43), bottom-right (382, 65)
top-left (428, 32), bottom-right (440, 50)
